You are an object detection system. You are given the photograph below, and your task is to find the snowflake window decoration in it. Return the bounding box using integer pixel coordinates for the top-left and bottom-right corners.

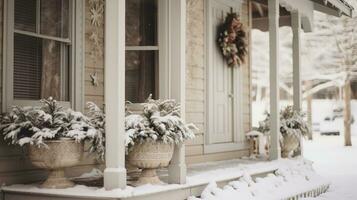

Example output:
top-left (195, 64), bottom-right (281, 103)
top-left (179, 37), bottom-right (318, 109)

top-left (217, 12), bottom-right (247, 67)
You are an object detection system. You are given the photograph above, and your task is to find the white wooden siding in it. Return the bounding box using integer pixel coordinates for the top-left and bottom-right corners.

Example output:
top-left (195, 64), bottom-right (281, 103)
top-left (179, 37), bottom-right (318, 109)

top-left (185, 0), bottom-right (252, 164)
top-left (0, 0), bottom-right (101, 186)
top-left (0, 0), bottom-right (253, 185)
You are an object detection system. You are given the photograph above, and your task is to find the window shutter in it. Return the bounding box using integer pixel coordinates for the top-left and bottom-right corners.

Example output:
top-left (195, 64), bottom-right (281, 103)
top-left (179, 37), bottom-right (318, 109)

top-left (14, 0), bottom-right (37, 32)
top-left (13, 33), bottom-right (43, 100)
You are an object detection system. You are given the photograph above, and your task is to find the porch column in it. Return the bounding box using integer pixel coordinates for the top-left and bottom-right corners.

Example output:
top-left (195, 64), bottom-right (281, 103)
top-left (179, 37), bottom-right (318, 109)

top-left (104, 0), bottom-right (127, 190)
top-left (291, 10), bottom-right (303, 156)
top-left (292, 11), bottom-right (302, 112)
top-left (268, 0), bottom-right (281, 160)
top-left (168, 0), bottom-right (187, 184)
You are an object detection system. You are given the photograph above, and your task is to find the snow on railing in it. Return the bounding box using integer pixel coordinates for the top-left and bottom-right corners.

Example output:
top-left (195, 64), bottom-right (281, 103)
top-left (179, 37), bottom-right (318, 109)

top-left (189, 159), bottom-right (330, 200)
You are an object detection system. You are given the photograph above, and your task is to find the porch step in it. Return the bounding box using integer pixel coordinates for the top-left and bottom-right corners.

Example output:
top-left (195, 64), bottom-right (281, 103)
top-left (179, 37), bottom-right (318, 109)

top-left (1, 169), bottom-right (275, 200)
top-left (1, 172), bottom-right (330, 200)
top-left (1, 159), bottom-right (329, 200)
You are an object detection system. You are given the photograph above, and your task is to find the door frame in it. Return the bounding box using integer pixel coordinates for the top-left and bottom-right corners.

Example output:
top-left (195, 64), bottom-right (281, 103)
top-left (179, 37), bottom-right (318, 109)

top-left (204, 0), bottom-right (247, 154)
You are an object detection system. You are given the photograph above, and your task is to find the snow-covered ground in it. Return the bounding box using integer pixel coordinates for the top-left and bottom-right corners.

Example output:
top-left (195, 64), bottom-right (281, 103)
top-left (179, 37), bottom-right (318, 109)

top-left (303, 134), bottom-right (357, 200)
top-left (189, 158), bottom-right (329, 200)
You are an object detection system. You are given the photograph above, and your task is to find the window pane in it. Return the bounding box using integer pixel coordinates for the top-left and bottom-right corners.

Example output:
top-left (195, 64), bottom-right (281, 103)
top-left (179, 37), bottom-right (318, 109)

top-left (126, 0), bottom-right (157, 46)
top-left (40, 0), bottom-right (70, 38)
top-left (14, 33), bottom-right (69, 101)
top-left (15, 0), bottom-right (37, 32)
top-left (126, 51), bottom-right (158, 103)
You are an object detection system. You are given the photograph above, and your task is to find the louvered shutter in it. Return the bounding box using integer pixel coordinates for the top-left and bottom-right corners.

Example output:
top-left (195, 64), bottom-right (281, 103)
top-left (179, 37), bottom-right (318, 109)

top-left (14, 0), bottom-right (37, 32)
top-left (13, 33), bottom-right (43, 100)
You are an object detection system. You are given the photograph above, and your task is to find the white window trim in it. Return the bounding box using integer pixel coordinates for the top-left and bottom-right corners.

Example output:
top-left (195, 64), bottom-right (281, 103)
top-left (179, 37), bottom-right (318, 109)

top-left (204, 0), bottom-right (248, 154)
top-left (124, 0), bottom-right (169, 102)
top-left (2, 0), bottom-right (85, 112)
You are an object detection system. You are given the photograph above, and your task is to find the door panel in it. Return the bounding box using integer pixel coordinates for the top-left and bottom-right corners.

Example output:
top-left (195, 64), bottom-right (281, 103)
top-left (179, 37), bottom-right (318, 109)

top-left (207, 0), bottom-right (240, 144)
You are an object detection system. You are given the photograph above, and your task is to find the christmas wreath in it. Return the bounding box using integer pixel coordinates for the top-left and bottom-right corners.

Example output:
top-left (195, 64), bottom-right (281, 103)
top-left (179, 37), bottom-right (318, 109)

top-left (217, 13), bottom-right (247, 67)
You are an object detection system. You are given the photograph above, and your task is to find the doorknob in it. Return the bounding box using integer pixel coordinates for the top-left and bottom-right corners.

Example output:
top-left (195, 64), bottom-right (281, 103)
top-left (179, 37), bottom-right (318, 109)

top-left (228, 93), bottom-right (234, 98)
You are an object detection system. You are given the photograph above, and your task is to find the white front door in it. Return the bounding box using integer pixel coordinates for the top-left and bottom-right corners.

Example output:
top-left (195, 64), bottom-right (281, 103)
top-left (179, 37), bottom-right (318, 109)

top-left (206, 0), bottom-right (243, 148)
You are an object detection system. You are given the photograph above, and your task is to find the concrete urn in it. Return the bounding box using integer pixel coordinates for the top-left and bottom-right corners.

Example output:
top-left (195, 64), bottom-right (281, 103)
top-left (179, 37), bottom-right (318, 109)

top-left (127, 142), bottom-right (174, 186)
top-left (281, 133), bottom-right (300, 158)
top-left (28, 138), bottom-right (84, 188)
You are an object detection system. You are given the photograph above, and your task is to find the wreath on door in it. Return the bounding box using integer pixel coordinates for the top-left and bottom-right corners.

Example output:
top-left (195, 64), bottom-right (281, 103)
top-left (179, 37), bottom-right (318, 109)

top-left (217, 12), bottom-right (247, 67)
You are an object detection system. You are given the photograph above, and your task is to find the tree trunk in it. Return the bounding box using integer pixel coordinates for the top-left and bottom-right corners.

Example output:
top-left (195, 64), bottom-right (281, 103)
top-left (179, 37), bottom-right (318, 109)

top-left (307, 91), bottom-right (313, 140)
top-left (306, 81), bottom-right (313, 140)
top-left (344, 80), bottom-right (352, 146)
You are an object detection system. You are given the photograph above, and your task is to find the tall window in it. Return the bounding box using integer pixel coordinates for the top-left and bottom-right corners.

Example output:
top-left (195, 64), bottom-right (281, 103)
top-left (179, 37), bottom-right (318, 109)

top-left (13, 0), bottom-right (70, 101)
top-left (4, 0), bottom-right (84, 110)
top-left (125, 0), bottom-right (158, 103)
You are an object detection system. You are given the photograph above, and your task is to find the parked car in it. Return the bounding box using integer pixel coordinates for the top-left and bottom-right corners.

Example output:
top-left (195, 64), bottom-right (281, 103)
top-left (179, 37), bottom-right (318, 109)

top-left (320, 116), bottom-right (340, 135)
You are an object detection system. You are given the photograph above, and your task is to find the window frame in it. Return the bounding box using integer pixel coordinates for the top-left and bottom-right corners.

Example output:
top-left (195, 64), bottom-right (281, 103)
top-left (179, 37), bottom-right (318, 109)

top-left (125, 0), bottom-right (169, 103)
top-left (2, 0), bottom-right (85, 111)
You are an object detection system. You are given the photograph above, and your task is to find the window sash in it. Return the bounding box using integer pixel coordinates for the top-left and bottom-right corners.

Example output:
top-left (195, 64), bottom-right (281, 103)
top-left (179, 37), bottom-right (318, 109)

top-left (13, 0), bottom-right (72, 102)
top-left (125, 46), bottom-right (159, 51)
top-left (2, 0), bottom-right (85, 112)
top-left (14, 29), bottom-right (71, 44)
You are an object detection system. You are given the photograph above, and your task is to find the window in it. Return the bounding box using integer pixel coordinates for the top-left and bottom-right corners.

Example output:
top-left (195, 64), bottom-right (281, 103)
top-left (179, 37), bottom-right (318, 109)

top-left (4, 0), bottom-right (84, 110)
top-left (125, 0), bottom-right (159, 103)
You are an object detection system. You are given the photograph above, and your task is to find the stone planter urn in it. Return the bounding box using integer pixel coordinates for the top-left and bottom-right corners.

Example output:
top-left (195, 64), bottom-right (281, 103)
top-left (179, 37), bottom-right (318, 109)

top-left (127, 142), bottom-right (174, 186)
top-left (28, 138), bottom-right (84, 188)
top-left (281, 133), bottom-right (300, 158)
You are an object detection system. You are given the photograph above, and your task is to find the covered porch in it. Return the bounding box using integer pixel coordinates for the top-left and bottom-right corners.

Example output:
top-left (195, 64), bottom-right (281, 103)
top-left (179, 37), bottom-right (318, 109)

top-left (101, 0), bottom-right (354, 190)
top-left (0, 0), bottom-right (354, 199)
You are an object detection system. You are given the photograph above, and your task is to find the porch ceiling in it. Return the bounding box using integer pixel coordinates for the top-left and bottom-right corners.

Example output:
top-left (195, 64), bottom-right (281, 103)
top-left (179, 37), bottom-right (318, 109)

top-left (251, 0), bottom-right (354, 32)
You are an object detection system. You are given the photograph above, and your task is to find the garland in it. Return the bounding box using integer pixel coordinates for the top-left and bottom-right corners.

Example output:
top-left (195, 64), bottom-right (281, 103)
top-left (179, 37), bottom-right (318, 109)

top-left (217, 13), bottom-right (247, 67)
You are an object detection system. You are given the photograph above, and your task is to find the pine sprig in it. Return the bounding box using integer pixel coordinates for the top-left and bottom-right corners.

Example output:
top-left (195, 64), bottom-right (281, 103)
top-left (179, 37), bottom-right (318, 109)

top-left (257, 106), bottom-right (310, 138)
top-left (125, 95), bottom-right (197, 153)
top-left (0, 97), bottom-right (97, 148)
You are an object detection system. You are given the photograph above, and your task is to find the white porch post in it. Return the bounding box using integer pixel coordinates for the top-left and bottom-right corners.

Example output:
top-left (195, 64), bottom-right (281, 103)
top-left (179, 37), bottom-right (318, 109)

top-left (268, 0), bottom-right (281, 160)
top-left (104, 0), bottom-right (127, 190)
top-left (292, 10), bottom-right (303, 156)
top-left (292, 11), bottom-right (302, 112)
top-left (168, 0), bottom-right (187, 184)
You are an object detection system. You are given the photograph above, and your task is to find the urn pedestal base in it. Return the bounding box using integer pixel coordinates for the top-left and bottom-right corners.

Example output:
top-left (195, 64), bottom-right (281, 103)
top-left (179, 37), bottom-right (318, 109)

top-left (132, 169), bottom-right (163, 186)
top-left (41, 169), bottom-right (75, 189)
top-left (128, 142), bottom-right (174, 186)
top-left (28, 138), bottom-right (83, 189)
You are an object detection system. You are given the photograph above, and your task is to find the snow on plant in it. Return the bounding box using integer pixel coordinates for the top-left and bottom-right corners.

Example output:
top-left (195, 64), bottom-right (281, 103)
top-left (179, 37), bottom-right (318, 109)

top-left (0, 97), bottom-right (97, 148)
top-left (86, 102), bottom-right (105, 160)
top-left (257, 106), bottom-right (310, 138)
top-left (125, 95), bottom-right (197, 153)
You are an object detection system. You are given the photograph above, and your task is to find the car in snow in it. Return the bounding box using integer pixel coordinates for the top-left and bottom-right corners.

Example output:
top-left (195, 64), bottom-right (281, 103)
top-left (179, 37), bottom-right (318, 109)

top-left (320, 116), bottom-right (340, 136)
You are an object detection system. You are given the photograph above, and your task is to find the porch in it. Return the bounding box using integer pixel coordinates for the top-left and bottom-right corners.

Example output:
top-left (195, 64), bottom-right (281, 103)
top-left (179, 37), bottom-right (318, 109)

top-left (0, 0), bottom-right (354, 199)
top-left (1, 158), bottom-right (329, 200)
top-left (101, 0), bottom-right (354, 190)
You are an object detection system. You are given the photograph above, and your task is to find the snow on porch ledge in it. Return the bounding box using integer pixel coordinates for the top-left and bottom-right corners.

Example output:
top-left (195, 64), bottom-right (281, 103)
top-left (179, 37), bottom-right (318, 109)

top-left (1, 158), bottom-right (329, 200)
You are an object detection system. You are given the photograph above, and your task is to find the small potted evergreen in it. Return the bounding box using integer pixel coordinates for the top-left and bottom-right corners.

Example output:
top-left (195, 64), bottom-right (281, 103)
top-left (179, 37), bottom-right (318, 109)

top-left (125, 96), bottom-right (197, 186)
top-left (0, 98), bottom-right (98, 188)
top-left (257, 106), bottom-right (309, 158)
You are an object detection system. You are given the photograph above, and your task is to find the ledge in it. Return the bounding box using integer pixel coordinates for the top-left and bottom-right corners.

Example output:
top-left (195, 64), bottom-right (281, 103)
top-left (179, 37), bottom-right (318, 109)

top-left (1, 158), bottom-right (328, 200)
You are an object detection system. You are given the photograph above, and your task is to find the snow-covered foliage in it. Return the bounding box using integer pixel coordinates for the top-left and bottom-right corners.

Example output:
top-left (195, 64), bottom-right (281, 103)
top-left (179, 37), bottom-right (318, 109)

top-left (0, 97), bottom-right (97, 148)
top-left (86, 102), bottom-right (106, 160)
top-left (189, 159), bottom-right (328, 200)
top-left (257, 106), bottom-right (310, 138)
top-left (125, 95), bottom-right (197, 153)
top-left (252, 1), bottom-right (357, 100)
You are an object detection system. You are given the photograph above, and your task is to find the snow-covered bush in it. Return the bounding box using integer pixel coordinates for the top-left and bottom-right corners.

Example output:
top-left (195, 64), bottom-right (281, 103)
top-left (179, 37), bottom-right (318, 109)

top-left (0, 97), bottom-right (97, 148)
top-left (257, 106), bottom-right (310, 138)
top-left (86, 102), bottom-right (105, 160)
top-left (125, 95), bottom-right (197, 152)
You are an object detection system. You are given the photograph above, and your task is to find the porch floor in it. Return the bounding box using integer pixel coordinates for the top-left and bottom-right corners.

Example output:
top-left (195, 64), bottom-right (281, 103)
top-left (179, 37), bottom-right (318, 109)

top-left (1, 157), bottom-right (324, 200)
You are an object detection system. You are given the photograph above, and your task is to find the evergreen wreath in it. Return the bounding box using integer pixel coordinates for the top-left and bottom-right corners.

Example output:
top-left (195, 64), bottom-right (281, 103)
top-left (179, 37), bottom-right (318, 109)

top-left (217, 12), bottom-right (247, 67)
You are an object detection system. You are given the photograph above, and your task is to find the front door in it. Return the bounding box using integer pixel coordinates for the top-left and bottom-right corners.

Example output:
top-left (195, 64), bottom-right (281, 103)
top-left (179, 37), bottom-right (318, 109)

top-left (206, 0), bottom-right (243, 147)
